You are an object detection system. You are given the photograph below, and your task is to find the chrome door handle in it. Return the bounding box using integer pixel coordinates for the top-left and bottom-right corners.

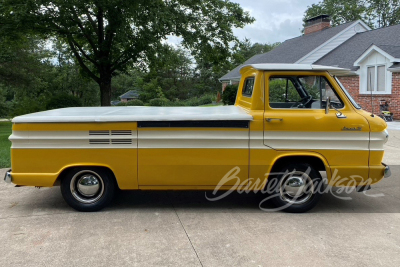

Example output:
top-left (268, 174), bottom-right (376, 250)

top-left (266, 118), bottom-right (283, 122)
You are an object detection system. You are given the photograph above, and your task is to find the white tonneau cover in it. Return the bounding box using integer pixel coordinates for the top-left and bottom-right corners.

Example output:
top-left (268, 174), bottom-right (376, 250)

top-left (12, 106), bottom-right (253, 123)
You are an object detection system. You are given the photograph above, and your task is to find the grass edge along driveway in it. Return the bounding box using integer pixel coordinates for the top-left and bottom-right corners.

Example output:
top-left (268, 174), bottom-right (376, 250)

top-left (0, 121), bottom-right (11, 168)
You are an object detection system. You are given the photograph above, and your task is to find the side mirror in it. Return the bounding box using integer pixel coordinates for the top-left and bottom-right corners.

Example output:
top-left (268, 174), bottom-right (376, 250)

top-left (325, 97), bottom-right (331, 114)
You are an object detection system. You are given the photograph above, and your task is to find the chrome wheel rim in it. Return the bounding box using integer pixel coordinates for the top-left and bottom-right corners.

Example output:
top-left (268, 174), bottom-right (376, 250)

top-left (279, 171), bottom-right (315, 204)
top-left (70, 170), bottom-right (104, 204)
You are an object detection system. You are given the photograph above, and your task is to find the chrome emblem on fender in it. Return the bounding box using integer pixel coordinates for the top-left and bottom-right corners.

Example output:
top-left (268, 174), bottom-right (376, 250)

top-left (342, 126), bottom-right (362, 131)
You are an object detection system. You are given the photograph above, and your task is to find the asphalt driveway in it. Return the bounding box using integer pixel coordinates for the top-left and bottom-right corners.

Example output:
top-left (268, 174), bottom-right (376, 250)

top-left (0, 123), bottom-right (399, 266)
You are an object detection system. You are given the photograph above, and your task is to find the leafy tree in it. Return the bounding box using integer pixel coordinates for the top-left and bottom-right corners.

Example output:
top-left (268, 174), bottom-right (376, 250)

top-left (2, 0), bottom-right (254, 106)
top-left (304, 0), bottom-right (400, 28)
top-left (139, 79), bottom-right (166, 103)
top-left (231, 39), bottom-right (280, 67)
top-left (304, 0), bottom-right (370, 27)
top-left (49, 40), bottom-right (100, 105)
top-left (111, 70), bottom-right (143, 100)
top-left (369, 0), bottom-right (400, 27)
top-left (146, 44), bottom-right (194, 100)
top-left (46, 94), bottom-right (82, 110)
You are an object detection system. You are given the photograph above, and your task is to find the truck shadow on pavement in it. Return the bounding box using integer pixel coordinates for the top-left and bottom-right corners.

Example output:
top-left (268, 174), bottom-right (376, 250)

top-left (2, 183), bottom-right (399, 215)
top-left (107, 188), bottom-right (400, 213)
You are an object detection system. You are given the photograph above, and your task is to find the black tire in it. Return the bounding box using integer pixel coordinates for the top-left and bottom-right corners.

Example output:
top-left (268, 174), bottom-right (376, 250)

top-left (267, 163), bottom-right (324, 213)
top-left (60, 167), bottom-right (116, 212)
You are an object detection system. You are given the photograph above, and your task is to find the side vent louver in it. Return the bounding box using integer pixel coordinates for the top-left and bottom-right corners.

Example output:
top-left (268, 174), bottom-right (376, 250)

top-left (89, 130), bottom-right (110, 136)
top-left (111, 130), bottom-right (132, 136)
top-left (89, 139), bottom-right (111, 145)
top-left (111, 139), bottom-right (132, 145)
top-left (89, 130), bottom-right (133, 146)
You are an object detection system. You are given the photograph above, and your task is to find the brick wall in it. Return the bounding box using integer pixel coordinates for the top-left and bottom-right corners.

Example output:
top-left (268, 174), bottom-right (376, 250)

top-left (221, 81), bottom-right (240, 92)
top-left (222, 82), bottom-right (228, 92)
top-left (392, 72), bottom-right (400, 119)
top-left (305, 22), bottom-right (331, 35)
top-left (338, 74), bottom-right (400, 119)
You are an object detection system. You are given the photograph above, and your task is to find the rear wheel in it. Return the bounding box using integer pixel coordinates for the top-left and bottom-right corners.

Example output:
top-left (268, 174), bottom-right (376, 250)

top-left (60, 167), bottom-right (115, 212)
top-left (268, 163), bottom-right (324, 213)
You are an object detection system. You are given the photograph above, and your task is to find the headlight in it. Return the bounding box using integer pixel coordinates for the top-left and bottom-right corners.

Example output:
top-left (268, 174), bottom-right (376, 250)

top-left (384, 129), bottom-right (389, 144)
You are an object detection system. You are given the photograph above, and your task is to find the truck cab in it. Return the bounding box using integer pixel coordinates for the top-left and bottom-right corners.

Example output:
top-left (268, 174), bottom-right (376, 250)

top-left (237, 64), bottom-right (389, 195)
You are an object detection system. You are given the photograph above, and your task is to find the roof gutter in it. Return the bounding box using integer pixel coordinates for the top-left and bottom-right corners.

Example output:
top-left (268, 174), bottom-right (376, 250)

top-left (388, 68), bottom-right (400, 73)
top-left (218, 76), bottom-right (241, 83)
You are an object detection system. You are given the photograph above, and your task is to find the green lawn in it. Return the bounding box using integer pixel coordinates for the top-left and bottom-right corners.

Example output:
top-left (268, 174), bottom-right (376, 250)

top-left (0, 121), bottom-right (12, 168)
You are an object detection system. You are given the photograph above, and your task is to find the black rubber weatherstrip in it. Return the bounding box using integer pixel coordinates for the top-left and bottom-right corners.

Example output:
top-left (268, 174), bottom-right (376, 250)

top-left (138, 120), bottom-right (249, 128)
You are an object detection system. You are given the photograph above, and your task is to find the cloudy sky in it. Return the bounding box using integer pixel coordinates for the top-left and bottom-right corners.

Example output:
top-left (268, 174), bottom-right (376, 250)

top-left (231, 0), bottom-right (317, 44)
top-left (167, 0), bottom-right (318, 45)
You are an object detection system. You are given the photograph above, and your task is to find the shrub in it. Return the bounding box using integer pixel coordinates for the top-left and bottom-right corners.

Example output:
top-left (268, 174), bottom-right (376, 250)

top-left (165, 100), bottom-right (184, 106)
top-left (149, 98), bottom-right (169, 106)
top-left (46, 94), bottom-right (82, 110)
top-left (116, 102), bottom-right (127, 106)
top-left (126, 99), bottom-right (144, 106)
top-left (222, 84), bottom-right (238, 105)
top-left (184, 97), bottom-right (201, 106)
top-left (198, 94), bottom-right (214, 105)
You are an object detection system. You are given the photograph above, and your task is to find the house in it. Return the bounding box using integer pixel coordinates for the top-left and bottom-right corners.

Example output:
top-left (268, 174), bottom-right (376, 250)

top-left (220, 15), bottom-right (400, 119)
top-left (111, 100), bottom-right (121, 106)
top-left (119, 90), bottom-right (140, 103)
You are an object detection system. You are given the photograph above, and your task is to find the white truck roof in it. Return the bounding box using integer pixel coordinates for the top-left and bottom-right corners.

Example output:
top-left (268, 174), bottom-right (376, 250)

top-left (12, 106), bottom-right (253, 123)
top-left (242, 63), bottom-right (352, 76)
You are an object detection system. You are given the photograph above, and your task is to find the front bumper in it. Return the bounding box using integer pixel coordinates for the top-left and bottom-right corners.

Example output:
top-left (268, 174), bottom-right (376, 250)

top-left (4, 170), bottom-right (12, 184)
top-left (382, 163), bottom-right (391, 178)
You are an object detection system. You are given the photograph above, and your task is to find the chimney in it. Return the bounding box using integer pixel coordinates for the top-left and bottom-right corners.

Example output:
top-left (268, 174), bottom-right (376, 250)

top-left (304, 15), bottom-right (331, 35)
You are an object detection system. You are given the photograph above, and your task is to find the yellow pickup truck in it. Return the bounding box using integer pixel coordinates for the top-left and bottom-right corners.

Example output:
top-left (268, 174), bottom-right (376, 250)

top-left (4, 64), bottom-right (391, 212)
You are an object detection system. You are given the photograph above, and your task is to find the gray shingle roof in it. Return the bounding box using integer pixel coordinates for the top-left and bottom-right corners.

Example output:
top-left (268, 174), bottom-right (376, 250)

top-left (119, 90), bottom-right (139, 99)
top-left (389, 62), bottom-right (400, 69)
top-left (377, 45), bottom-right (400, 58)
top-left (219, 21), bottom-right (356, 81)
top-left (316, 24), bottom-right (400, 69)
top-left (111, 100), bottom-right (121, 106)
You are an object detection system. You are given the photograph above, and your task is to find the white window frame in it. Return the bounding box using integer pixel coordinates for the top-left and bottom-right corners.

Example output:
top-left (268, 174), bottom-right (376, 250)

top-left (355, 45), bottom-right (396, 95)
top-left (366, 64), bottom-right (386, 92)
top-left (360, 63), bottom-right (392, 95)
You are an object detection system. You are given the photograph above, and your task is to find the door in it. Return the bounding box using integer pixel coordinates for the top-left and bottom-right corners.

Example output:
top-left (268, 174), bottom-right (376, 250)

top-left (264, 72), bottom-right (370, 183)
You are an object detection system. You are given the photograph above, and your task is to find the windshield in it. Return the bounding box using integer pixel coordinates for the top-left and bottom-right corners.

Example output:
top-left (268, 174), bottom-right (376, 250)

top-left (334, 76), bottom-right (361, 109)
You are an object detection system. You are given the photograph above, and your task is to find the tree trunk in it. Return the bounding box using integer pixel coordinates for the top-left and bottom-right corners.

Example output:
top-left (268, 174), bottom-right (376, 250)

top-left (99, 75), bottom-right (112, 106)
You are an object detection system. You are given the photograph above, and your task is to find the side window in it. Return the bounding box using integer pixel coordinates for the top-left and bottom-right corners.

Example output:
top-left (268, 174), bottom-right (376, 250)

top-left (269, 76), bottom-right (344, 109)
top-left (299, 76), bottom-right (343, 109)
top-left (242, 77), bottom-right (255, 97)
top-left (269, 77), bottom-right (302, 108)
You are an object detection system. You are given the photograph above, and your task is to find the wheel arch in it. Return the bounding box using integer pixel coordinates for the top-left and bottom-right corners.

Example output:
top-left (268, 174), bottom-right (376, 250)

top-left (53, 164), bottom-right (119, 189)
top-left (267, 152), bottom-right (331, 181)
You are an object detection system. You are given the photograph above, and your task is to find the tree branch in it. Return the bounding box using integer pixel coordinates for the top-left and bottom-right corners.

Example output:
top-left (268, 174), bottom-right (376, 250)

top-left (69, 37), bottom-right (99, 66)
top-left (110, 49), bottom-right (131, 69)
top-left (111, 55), bottom-right (135, 72)
top-left (85, 11), bottom-right (98, 34)
top-left (69, 6), bottom-right (99, 55)
top-left (66, 36), bottom-right (100, 83)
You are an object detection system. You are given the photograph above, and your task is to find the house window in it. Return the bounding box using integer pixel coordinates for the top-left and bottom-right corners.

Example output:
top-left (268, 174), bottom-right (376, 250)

top-left (367, 65), bottom-right (386, 92)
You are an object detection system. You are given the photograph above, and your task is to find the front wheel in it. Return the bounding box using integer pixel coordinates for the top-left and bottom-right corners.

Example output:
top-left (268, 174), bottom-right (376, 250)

top-left (267, 163), bottom-right (324, 213)
top-left (61, 167), bottom-right (116, 212)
